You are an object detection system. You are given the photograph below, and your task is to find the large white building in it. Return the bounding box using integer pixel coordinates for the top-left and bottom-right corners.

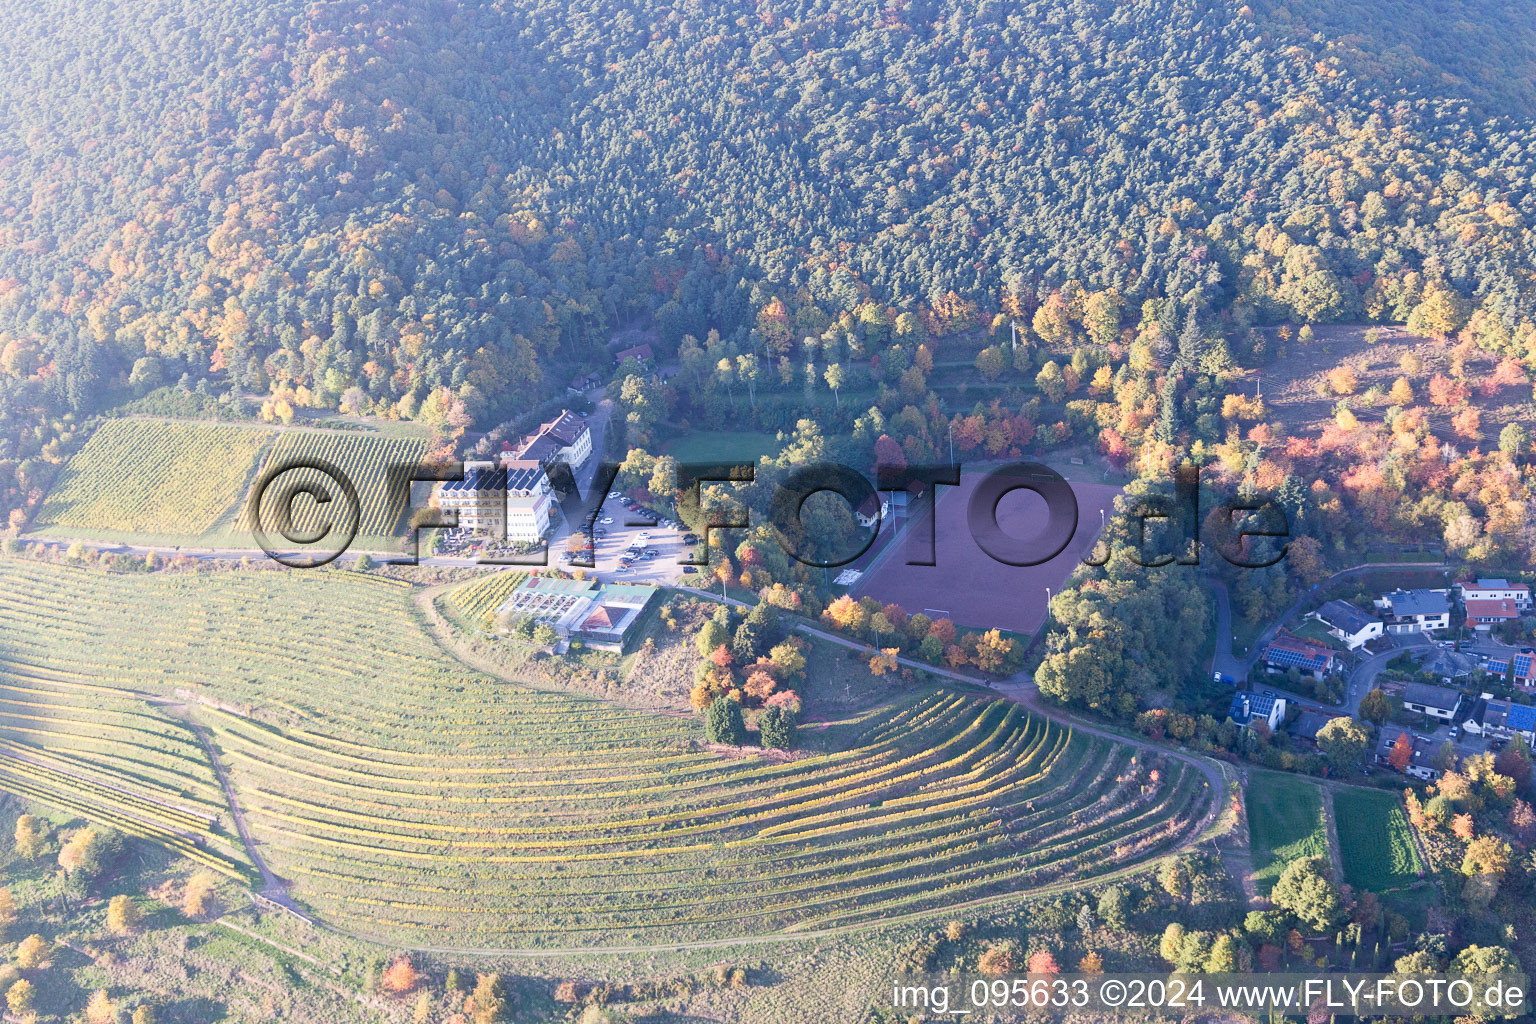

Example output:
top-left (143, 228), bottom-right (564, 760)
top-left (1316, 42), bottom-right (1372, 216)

top-left (435, 459), bottom-right (555, 542)
top-left (515, 411), bottom-right (593, 470)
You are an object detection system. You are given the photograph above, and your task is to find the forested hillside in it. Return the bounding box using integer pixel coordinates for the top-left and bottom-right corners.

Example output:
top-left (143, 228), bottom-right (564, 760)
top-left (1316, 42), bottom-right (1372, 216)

top-left (4, 0), bottom-right (1536, 529)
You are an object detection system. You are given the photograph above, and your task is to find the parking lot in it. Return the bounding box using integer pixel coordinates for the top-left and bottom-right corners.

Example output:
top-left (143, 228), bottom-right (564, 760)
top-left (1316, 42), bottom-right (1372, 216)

top-left (558, 491), bottom-right (697, 585)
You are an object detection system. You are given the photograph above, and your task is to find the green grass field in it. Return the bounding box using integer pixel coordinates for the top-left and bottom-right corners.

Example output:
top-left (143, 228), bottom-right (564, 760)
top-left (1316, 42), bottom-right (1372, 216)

top-left (659, 430), bottom-right (778, 464)
top-left (1334, 788), bottom-right (1423, 890)
top-left (1246, 772), bottom-right (1330, 891)
top-left (0, 555), bottom-right (1212, 947)
top-left (30, 417), bottom-right (430, 549)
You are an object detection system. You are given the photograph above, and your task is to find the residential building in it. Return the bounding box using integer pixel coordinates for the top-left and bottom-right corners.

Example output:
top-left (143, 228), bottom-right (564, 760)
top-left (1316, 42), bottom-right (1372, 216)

top-left (1465, 597), bottom-right (1521, 631)
top-left (1259, 632), bottom-right (1336, 680)
top-left (1457, 578), bottom-right (1532, 611)
top-left (1485, 651), bottom-right (1536, 690)
top-left (1375, 726), bottom-right (1444, 781)
top-left (1463, 695), bottom-right (1536, 744)
top-left (1311, 600), bottom-right (1383, 650)
top-left (515, 410), bottom-right (593, 469)
top-left (1374, 589), bottom-right (1452, 634)
top-left (855, 494), bottom-right (882, 529)
top-left (613, 343), bottom-right (654, 367)
top-left (1228, 691), bottom-right (1286, 730)
top-left (494, 576), bottom-right (658, 651)
top-left (1289, 708), bottom-right (1343, 745)
top-left (567, 371), bottom-right (601, 394)
top-left (1400, 681), bottom-right (1464, 721)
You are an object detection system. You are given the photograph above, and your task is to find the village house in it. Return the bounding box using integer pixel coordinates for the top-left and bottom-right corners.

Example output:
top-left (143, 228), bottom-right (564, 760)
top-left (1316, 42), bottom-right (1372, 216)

top-left (613, 343), bottom-right (654, 368)
top-left (1289, 708), bottom-right (1343, 746)
top-left (1310, 600), bottom-right (1383, 650)
top-left (1375, 726), bottom-right (1443, 781)
top-left (1462, 695), bottom-right (1536, 745)
top-left (1374, 589), bottom-right (1452, 634)
top-left (1484, 651), bottom-right (1536, 690)
top-left (1465, 597), bottom-right (1521, 631)
top-left (1456, 578), bottom-right (1533, 612)
top-left (1258, 632), bottom-right (1337, 681)
top-left (1228, 691), bottom-right (1286, 731)
top-left (1400, 681), bottom-right (1465, 722)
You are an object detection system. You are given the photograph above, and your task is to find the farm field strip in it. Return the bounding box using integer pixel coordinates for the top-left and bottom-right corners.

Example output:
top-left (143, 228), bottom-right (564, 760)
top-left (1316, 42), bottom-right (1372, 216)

top-left (0, 557), bottom-right (1211, 945)
top-left (1334, 788), bottom-right (1423, 890)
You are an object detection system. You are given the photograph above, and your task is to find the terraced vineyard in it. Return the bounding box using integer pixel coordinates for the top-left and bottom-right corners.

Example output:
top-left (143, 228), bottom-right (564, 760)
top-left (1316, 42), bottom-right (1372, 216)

top-left (0, 557), bottom-right (1214, 947)
top-left (238, 429), bottom-right (431, 544)
top-left (32, 419), bottom-right (270, 536)
top-left (440, 569), bottom-right (530, 630)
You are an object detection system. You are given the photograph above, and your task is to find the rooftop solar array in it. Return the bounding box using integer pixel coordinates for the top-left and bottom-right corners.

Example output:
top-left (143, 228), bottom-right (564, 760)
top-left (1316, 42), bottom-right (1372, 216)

top-left (1507, 704), bottom-right (1536, 733)
top-left (1263, 642), bottom-right (1331, 672)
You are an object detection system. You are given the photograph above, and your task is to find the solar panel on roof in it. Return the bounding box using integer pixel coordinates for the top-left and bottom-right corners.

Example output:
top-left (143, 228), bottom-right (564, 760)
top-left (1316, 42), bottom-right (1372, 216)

top-left (1516, 654), bottom-right (1534, 677)
top-left (1507, 705), bottom-right (1536, 732)
top-left (1264, 644), bottom-right (1329, 671)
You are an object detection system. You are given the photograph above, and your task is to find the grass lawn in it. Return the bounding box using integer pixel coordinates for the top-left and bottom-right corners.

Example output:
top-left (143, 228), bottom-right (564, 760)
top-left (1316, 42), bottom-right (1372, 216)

top-left (659, 430), bottom-right (778, 463)
top-left (1247, 772), bottom-right (1330, 892)
top-left (1334, 788), bottom-right (1424, 890)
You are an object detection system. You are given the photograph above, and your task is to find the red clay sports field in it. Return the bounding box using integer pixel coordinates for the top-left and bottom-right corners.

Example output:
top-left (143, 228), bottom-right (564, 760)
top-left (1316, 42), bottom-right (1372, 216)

top-left (852, 472), bottom-right (1122, 637)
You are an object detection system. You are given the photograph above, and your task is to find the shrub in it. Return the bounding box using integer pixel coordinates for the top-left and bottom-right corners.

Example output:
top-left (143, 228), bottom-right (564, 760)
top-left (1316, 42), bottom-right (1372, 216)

top-left (758, 706), bottom-right (798, 750)
top-left (705, 697), bottom-right (746, 745)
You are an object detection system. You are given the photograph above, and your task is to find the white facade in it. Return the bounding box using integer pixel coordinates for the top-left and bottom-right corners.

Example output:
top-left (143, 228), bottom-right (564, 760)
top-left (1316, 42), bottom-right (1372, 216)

top-left (1458, 579), bottom-right (1533, 611)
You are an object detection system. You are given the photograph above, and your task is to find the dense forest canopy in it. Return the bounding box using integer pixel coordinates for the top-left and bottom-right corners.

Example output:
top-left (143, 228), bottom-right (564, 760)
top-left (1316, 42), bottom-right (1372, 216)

top-left (4, 0), bottom-right (1536, 526)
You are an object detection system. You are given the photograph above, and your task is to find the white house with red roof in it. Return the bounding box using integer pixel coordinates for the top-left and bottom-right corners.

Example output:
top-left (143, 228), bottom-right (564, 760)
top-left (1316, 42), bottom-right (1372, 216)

top-left (1465, 597), bottom-right (1521, 630)
top-left (1457, 578), bottom-right (1531, 612)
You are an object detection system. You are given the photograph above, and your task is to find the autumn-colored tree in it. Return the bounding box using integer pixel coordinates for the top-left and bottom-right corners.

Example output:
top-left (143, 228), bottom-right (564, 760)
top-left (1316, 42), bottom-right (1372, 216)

top-left (971, 629), bottom-right (1014, 673)
top-left (1326, 365), bottom-right (1358, 395)
top-left (0, 889), bottom-right (15, 931)
top-left (6, 979), bottom-right (33, 1014)
top-left (1509, 800), bottom-right (1536, 840)
top-left (1427, 374), bottom-right (1466, 407)
top-left (107, 894), bottom-right (141, 936)
top-left (84, 989), bottom-right (118, 1024)
top-left (1027, 949), bottom-right (1060, 974)
top-left (12, 816), bottom-right (49, 861)
top-left (382, 955), bottom-right (421, 994)
top-left (1389, 732), bottom-right (1413, 772)
top-left (1389, 376), bottom-right (1414, 405)
top-left (928, 617), bottom-right (958, 646)
top-left (181, 871), bottom-right (218, 919)
top-left (1077, 950), bottom-right (1104, 974)
top-left (132, 1005), bottom-right (157, 1024)
top-left (868, 648), bottom-right (899, 675)
top-left (467, 972), bottom-right (508, 1024)
top-left (15, 933), bottom-right (48, 969)
top-left (978, 942), bottom-right (1016, 976)
top-left (1451, 813), bottom-right (1475, 841)
top-left (1451, 406), bottom-right (1481, 441)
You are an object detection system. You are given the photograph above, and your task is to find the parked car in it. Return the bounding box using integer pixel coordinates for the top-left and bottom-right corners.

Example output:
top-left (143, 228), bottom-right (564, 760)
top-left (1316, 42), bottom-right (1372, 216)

top-left (681, 566), bottom-right (698, 574)
top-left (608, 492), bottom-right (622, 500)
